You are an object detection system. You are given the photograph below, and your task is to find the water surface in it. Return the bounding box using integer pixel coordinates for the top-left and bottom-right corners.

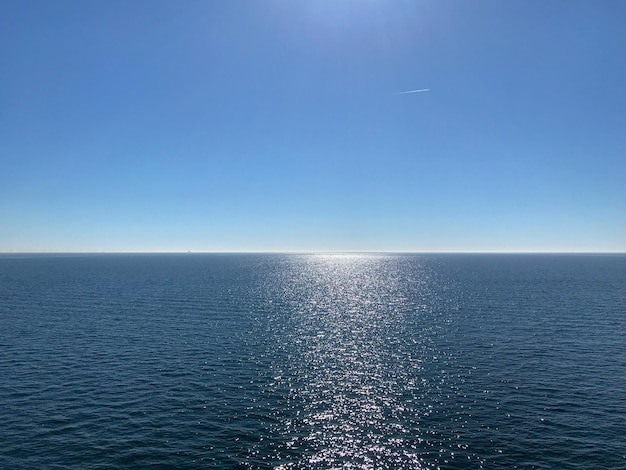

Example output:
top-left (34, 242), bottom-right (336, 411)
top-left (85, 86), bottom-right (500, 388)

top-left (1, 254), bottom-right (624, 468)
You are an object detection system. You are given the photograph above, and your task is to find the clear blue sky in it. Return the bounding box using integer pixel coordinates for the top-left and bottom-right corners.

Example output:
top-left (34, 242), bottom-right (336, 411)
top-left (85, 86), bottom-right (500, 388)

top-left (1, 0), bottom-right (624, 252)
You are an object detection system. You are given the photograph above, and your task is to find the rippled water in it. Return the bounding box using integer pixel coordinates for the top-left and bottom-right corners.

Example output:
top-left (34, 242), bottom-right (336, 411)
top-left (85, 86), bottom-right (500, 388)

top-left (1, 254), bottom-right (625, 469)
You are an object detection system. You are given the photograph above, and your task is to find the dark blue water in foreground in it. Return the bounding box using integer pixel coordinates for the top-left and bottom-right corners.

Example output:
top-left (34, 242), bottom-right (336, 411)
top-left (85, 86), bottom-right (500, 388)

top-left (1, 254), bottom-right (625, 469)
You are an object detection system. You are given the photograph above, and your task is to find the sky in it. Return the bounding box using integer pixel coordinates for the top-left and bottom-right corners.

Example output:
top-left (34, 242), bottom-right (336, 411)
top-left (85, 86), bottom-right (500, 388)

top-left (1, 0), bottom-right (625, 253)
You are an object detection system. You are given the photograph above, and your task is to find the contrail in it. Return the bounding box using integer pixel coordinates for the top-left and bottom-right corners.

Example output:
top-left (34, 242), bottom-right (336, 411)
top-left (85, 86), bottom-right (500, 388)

top-left (398, 88), bottom-right (430, 94)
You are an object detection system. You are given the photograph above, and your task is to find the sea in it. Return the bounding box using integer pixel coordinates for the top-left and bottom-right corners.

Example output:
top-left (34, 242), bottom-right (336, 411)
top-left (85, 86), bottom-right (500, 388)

top-left (0, 253), bottom-right (625, 469)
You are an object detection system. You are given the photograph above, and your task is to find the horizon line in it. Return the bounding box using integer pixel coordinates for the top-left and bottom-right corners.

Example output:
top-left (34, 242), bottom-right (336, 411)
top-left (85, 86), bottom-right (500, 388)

top-left (1, 250), bottom-right (624, 255)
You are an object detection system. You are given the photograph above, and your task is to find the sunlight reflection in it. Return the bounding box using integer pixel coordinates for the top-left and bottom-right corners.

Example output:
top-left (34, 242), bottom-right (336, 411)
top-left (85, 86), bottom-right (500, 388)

top-left (265, 254), bottom-right (439, 468)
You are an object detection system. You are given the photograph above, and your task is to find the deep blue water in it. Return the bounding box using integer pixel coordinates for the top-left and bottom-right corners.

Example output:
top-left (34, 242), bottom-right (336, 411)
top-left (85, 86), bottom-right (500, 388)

top-left (0, 253), bottom-right (625, 469)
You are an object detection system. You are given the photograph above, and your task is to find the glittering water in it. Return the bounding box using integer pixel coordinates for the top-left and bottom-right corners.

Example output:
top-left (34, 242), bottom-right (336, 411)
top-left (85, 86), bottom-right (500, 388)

top-left (1, 254), bottom-right (625, 469)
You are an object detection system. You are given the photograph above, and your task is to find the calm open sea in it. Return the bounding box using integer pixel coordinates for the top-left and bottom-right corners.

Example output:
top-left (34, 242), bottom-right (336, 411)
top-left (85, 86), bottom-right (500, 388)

top-left (1, 254), bottom-right (625, 469)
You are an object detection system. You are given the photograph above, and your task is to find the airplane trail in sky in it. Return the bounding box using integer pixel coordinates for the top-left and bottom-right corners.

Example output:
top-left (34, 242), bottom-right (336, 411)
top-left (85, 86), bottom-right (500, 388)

top-left (398, 88), bottom-right (430, 94)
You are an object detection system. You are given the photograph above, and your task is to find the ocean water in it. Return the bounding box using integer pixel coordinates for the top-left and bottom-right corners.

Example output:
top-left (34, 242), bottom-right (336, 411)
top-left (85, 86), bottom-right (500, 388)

top-left (0, 253), bottom-right (625, 469)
